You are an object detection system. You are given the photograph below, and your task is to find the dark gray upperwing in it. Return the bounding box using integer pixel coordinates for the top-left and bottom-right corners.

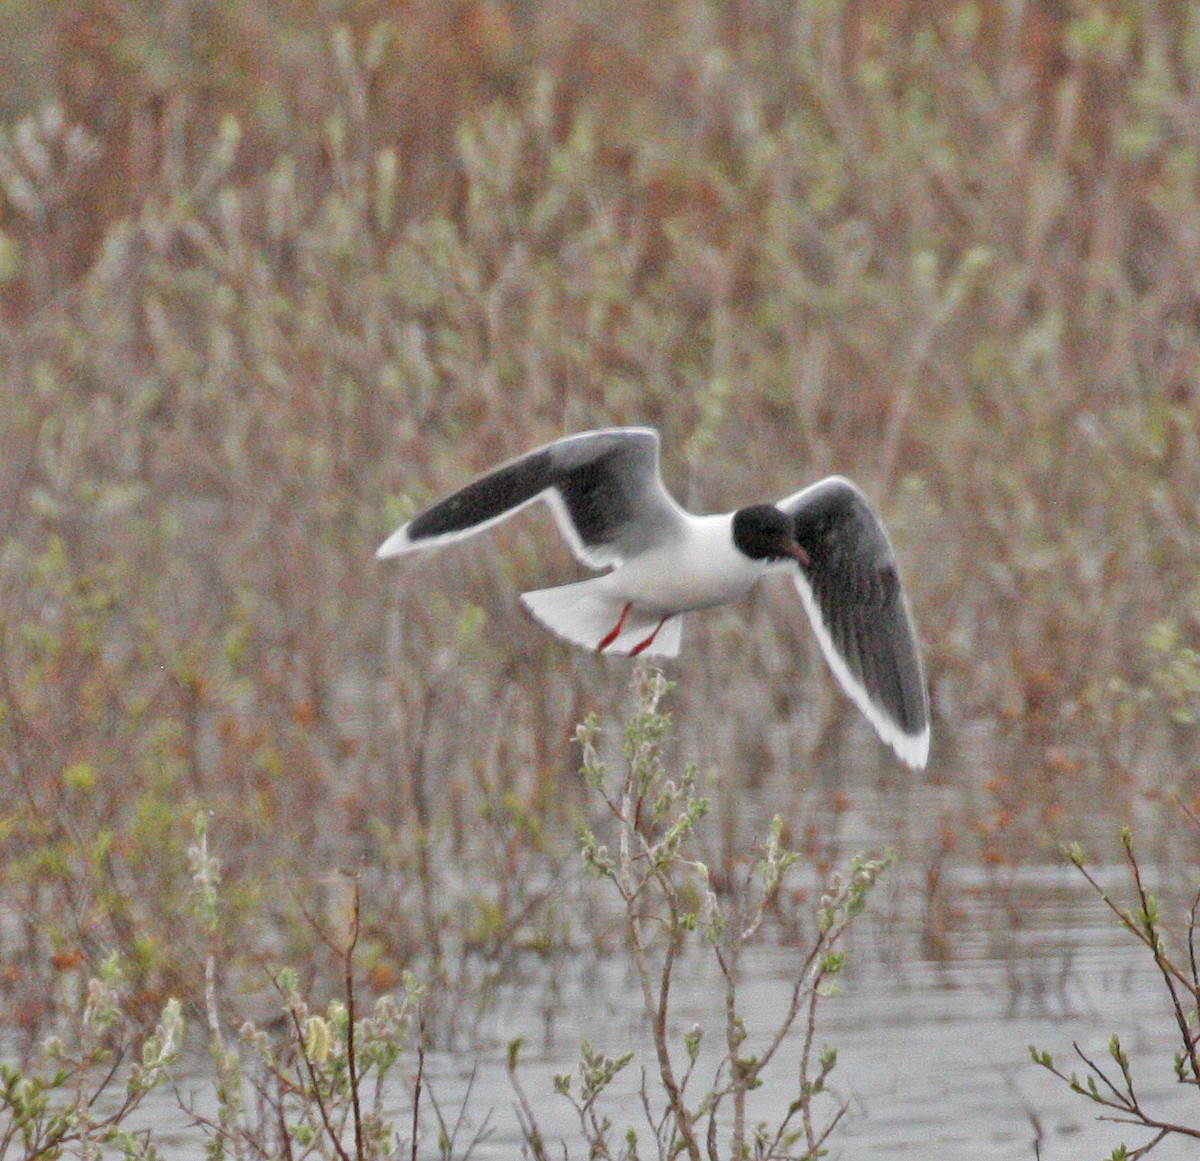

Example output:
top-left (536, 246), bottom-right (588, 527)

top-left (382, 428), bottom-right (684, 568)
top-left (779, 477), bottom-right (930, 764)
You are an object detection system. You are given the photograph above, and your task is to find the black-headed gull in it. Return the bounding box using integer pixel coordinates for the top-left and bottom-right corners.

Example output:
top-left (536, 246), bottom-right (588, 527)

top-left (378, 427), bottom-right (930, 768)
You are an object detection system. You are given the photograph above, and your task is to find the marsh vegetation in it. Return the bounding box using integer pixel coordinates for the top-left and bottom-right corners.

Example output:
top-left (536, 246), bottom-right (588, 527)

top-left (2, 3), bottom-right (1200, 1157)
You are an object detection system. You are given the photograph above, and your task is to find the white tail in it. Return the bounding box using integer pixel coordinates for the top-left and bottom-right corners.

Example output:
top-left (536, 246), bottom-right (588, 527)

top-left (520, 580), bottom-right (683, 659)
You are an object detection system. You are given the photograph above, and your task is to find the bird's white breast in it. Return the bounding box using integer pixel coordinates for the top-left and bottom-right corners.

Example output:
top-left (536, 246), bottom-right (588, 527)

top-left (600, 514), bottom-right (766, 614)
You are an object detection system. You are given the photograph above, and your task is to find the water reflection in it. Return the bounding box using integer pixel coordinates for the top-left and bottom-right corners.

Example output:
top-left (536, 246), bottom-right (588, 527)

top-left (455, 921), bottom-right (1195, 1159)
top-left (127, 863), bottom-right (1198, 1159)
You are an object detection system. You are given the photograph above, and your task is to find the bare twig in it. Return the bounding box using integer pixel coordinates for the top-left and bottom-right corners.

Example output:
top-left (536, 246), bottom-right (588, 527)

top-left (411, 1009), bottom-right (425, 1161)
top-left (507, 1038), bottom-right (551, 1161)
top-left (1036, 830), bottom-right (1200, 1156)
top-left (342, 871), bottom-right (364, 1161)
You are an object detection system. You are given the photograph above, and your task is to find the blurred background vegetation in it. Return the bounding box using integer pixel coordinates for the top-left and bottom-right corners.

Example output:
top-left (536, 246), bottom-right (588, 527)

top-left (1, 0), bottom-right (1199, 1050)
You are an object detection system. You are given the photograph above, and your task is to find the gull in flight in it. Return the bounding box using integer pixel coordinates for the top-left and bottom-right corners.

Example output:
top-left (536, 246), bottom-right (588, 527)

top-left (378, 427), bottom-right (930, 768)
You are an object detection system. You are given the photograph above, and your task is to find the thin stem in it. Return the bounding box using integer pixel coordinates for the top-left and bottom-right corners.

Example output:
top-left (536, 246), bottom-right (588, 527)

top-left (284, 993), bottom-right (353, 1161)
top-left (1123, 839), bottom-right (1200, 1084)
top-left (411, 1009), bottom-right (425, 1161)
top-left (343, 872), bottom-right (363, 1161)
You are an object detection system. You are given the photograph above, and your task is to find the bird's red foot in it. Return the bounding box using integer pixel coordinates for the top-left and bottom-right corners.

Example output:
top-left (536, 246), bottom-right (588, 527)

top-left (597, 602), bottom-right (632, 652)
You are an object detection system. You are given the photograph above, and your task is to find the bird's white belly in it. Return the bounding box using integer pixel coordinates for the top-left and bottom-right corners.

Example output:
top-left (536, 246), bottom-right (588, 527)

top-left (600, 515), bottom-right (765, 614)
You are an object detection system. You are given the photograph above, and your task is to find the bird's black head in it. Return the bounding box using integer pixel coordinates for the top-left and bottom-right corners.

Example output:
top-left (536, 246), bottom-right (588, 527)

top-left (732, 505), bottom-right (809, 565)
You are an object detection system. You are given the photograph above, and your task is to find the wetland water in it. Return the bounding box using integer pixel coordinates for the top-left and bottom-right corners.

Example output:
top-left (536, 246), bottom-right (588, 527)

top-left (135, 864), bottom-right (1197, 1159)
top-left (455, 880), bottom-right (1198, 1161)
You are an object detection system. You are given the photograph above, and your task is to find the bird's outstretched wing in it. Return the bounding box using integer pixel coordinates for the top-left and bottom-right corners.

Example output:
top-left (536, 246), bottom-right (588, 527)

top-left (377, 428), bottom-right (688, 569)
top-left (778, 477), bottom-right (930, 768)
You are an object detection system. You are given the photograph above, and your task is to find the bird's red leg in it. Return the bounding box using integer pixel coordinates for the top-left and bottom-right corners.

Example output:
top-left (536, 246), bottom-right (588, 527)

top-left (597, 602), bottom-right (632, 652)
top-left (630, 616), bottom-right (669, 657)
